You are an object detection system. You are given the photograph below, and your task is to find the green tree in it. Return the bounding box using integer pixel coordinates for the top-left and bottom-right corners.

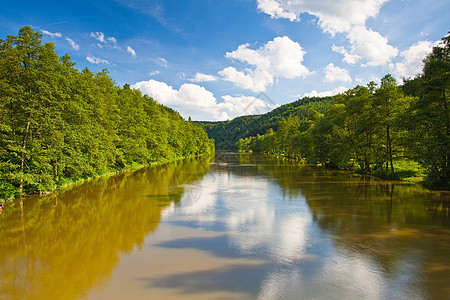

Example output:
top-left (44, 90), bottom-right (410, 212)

top-left (404, 34), bottom-right (450, 186)
top-left (0, 27), bottom-right (214, 201)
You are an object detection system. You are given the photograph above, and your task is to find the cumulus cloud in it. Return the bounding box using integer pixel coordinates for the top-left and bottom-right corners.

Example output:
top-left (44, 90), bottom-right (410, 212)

top-left (219, 36), bottom-right (310, 92)
top-left (131, 79), bottom-right (276, 121)
top-left (394, 40), bottom-right (437, 78)
top-left (219, 67), bottom-right (270, 92)
top-left (189, 72), bottom-right (218, 82)
top-left (221, 95), bottom-right (278, 117)
top-left (324, 63), bottom-right (352, 83)
top-left (132, 79), bottom-right (225, 120)
top-left (303, 86), bottom-right (348, 98)
top-left (257, 0), bottom-right (387, 34)
top-left (346, 25), bottom-right (398, 66)
top-left (127, 46), bottom-right (136, 56)
top-left (257, 0), bottom-right (398, 66)
top-left (86, 56), bottom-right (109, 64)
top-left (332, 45), bottom-right (360, 65)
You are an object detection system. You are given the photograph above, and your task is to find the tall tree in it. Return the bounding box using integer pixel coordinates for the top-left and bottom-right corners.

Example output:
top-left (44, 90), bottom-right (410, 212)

top-left (373, 74), bottom-right (406, 177)
top-left (405, 34), bottom-right (450, 186)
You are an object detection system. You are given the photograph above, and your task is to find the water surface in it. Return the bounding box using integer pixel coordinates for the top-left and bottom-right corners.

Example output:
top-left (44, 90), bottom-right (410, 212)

top-left (1, 152), bottom-right (449, 299)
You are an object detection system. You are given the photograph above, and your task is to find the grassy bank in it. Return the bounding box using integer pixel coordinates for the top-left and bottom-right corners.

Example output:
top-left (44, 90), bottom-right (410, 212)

top-left (0, 153), bottom-right (213, 206)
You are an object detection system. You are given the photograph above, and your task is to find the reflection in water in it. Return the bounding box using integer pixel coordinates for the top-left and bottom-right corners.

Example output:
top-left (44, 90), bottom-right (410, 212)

top-left (1, 152), bottom-right (449, 299)
top-left (0, 156), bottom-right (212, 300)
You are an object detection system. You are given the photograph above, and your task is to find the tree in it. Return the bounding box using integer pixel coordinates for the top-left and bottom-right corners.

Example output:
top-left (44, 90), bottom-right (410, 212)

top-left (373, 74), bottom-right (407, 177)
top-left (0, 27), bottom-right (214, 201)
top-left (404, 33), bottom-right (450, 186)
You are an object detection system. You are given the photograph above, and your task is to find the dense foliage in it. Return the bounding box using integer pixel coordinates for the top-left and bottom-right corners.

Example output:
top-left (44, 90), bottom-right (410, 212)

top-left (238, 34), bottom-right (449, 189)
top-left (197, 96), bottom-right (333, 149)
top-left (0, 27), bottom-right (213, 200)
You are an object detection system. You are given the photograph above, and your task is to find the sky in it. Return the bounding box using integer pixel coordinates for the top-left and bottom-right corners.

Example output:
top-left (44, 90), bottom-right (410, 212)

top-left (1, 0), bottom-right (449, 121)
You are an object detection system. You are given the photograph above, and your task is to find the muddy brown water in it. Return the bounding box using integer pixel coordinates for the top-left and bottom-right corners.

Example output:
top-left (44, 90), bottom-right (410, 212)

top-left (1, 152), bottom-right (449, 299)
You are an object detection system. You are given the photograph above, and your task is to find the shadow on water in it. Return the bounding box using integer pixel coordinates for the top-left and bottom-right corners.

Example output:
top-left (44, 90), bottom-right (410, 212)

top-left (140, 263), bottom-right (272, 296)
top-left (0, 156), bottom-right (212, 300)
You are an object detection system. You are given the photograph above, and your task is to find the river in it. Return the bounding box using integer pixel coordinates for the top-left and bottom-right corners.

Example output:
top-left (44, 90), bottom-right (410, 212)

top-left (0, 151), bottom-right (449, 299)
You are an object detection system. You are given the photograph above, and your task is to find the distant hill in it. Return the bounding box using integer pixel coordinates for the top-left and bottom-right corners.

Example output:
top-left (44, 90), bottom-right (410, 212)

top-left (196, 96), bottom-right (333, 149)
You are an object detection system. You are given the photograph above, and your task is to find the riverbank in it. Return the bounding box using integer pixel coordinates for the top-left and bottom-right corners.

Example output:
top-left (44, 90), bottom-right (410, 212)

top-left (0, 152), bottom-right (214, 207)
top-left (239, 150), bottom-right (434, 187)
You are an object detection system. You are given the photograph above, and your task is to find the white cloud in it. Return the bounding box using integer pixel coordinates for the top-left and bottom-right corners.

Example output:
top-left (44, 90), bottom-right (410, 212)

top-left (304, 86), bottom-right (348, 98)
top-left (90, 32), bottom-right (105, 43)
top-left (131, 79), bottom-right (277, 121)
top-left (107, 36), bottom-right (117, 45)
top-left (149, 70), bottom-right (159, 76)
top-left (189, 72), bottom-right (218, 82)
top-left (65, 37), bottom-right (79, 50)
top-left (127, 46), bottom-right (136, 56)
top-left (90, 32), bottom-right (118, 48)
top-left (219, 36), bottom-right (310, 92)
top-left (257, 0), bottom-right (387, 34)
top-left (324, 63), bottom-right (352, 83)
top-left (177, 72), bottom-right (185, 80)
top-left (346, 25), bottom-right (398, 66)
top-left (153, 57), bottom-right (168, 68)
top-left (86, 56), bottom-right (109, 64)
top-left (257, 0), bottom-right (298, 21)
top-left (257, 0), bottom-right (398, 66)
top-left (394, 40), bottom-right (437, 78)
top-left (332, 45), bottom-right (360, 65)
top-left (41, 30), bottom-right (62, 38)
top-left (219, 67), bottom-right (270, 92)
top-left (41, 30), bottom-right (79, 51)
top-left (221, 95), bottom-right (278, 117)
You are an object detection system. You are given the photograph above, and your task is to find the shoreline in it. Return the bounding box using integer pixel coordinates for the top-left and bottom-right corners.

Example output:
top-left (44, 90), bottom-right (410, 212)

top-left (2, 153), bottom-right (213, 206)
top-left (236, 150), bottom-right (448, 190)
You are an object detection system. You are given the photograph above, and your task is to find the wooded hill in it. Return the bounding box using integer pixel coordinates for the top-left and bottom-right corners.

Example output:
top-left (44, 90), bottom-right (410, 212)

top-left (0, 27), bottom-right (214, 201)
top-left (196, 96), bottom-right (333, 149)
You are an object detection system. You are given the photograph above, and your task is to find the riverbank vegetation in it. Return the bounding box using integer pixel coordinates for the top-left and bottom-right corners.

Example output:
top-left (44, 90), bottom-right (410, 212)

top-left (0, 27), bottom-right (214, 201)
top-left (237, 34), bottom-right (449, 189)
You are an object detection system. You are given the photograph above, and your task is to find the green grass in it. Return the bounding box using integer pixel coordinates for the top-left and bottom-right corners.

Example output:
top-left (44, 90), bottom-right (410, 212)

top-left (370, 159), bottom-right (426, 183)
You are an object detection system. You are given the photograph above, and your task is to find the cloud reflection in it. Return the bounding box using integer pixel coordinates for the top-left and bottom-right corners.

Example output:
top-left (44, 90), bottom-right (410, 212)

top-left (175, 171), bottom-right (311, 263)
top-left (160, 168), bottom-right (425, 299)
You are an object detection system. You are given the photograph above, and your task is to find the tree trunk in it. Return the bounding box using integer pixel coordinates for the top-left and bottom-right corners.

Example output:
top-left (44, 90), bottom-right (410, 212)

top-left (387, 125), bottom-right (394, 177)
top-left (54, 159), bottom-right (58, 182)
top-left (19, 116), bottom-right (31, 196)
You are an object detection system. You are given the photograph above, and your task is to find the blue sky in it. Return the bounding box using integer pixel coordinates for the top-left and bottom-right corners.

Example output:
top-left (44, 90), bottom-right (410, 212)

top-left (1, 0), bottom-right (449, 121)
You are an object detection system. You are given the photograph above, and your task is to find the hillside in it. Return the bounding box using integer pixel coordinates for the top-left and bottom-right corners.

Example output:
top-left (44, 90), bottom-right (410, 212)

top-left (196, 96), bottom-right (333, 149)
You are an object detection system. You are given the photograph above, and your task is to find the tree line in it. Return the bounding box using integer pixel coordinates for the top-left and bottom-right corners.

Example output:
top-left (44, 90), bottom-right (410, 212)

top-left (238, 33), bottom-right (449, 188)
top-left (0, 26), bottom-right (214, 201)
top-left (198, 96), bottom-right (333, 149)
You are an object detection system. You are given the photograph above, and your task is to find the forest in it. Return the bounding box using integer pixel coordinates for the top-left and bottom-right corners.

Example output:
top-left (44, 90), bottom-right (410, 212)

top-left (0, 27), bottom-right (214, 201)
top-left (236, 34), bottom-right (450, 189)
top-left (197, 96), bottom-right (333, 149)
